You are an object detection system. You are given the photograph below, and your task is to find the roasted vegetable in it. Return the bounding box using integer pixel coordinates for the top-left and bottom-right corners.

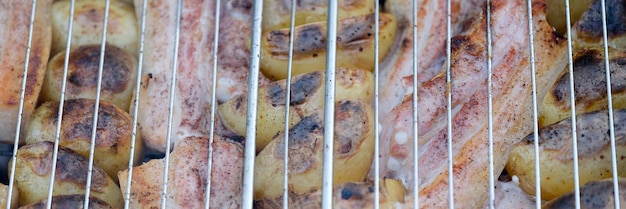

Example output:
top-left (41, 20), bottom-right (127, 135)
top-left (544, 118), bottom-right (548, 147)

top-left (260, 13), bottom-right (397, 80)
top-left (0, 183), bottom-right (18, 209)
top-left (506, 109), bottom-right (626, 201)
top-left (545, 0), bottom-right (594, 35)
top-left (9, 141), bottom-right (123, 208)
top-left (19, 195), bottom-right (114, 209)
top-left (41, 44), bottom-right (138, 111)
top-left (543, 178), bottom-right (626, 209)
top-left (51, 0), bottom-right (138, 56)
top-left (25, 99), bottom-right (142, 182)
top-left (219, 68), bottom-right (373, 152)
top-left (571, 0), bottom-right (626, 50)
top-left (254, 100), bottom-right (375, 200)
top-left (539, 48), bottom-right (626, 127)
top-left (262, 0), bottom-right (375, 31)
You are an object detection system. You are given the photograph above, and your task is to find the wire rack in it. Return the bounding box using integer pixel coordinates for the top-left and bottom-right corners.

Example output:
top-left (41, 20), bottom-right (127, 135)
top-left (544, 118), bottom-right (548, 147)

top-left (1, 0), bottom-right (623, 208)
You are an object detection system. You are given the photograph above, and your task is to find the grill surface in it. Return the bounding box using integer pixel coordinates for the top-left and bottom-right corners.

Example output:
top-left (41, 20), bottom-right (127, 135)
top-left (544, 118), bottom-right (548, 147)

top-left (2, 0), bottom-right (623, 208)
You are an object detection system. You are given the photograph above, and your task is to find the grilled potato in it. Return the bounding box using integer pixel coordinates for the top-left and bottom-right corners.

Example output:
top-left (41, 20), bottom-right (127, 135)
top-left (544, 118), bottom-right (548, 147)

top-left (51, 0), bottom-right (138, 56)
top-left (9, 141), bottom-right (123, 208)
top-left (219, 68), bottom-right (373, 152)
top-left (506, 109), bottom-right (626, 201)
top-left (545, 0), bottom-right (594, 35)
top-left (24, 99), bottom-right (142, 182)
top-left (571, 0), bottom-right (626, 50)
top-left (41, 44), bottom-right (138, 111)
top-left (0, 183), bottom-right (18, 209)
top-left (262, 0), bottom-right (375, 31)
top-left (260, 13), bottom-right (397, 80)
top-left (543, 178), bottom-right (626, 209)
top-left (19, 195), bottom-right (114, 209)
top-left (255, 178), bottom-right (406, 208)
top-left (254, 100), bottom-right (375, 200)
top-left (539, 48), bottom-right (626, 127)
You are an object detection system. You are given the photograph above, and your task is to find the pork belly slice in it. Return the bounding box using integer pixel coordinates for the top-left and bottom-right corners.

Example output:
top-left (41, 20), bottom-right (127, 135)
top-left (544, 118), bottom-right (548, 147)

top-left (134, 0), bottom-right (268, 152)
top-left (0, 0), bottom-right (52, 143)
top-left (119, 136), bottom-right (243, 209)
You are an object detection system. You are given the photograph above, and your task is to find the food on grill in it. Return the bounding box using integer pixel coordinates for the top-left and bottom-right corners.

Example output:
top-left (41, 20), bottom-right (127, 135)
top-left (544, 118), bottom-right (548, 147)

top-left (40, 45), bottom-right (138, 111)
top-left (219, 68), bottom-right (374, 152)
top-left (506, 109), bottom-right (626, 201)
top-left (19, 195), bottom-right (114, 209)
top-left (571, 0), bottom-right (626, 50)
top-left (135, 0), bottom-right (269, 153)
top-left (10, 141), bottom-right (123, 208)
top-left (539, 48), bottom-right (626, 127)
top-left (543, 178), bottom-right (626, 209)
top-left (254, 100), bottom-right (375, 201)
top-left (24, 99), bottom-right (142, 182)
top-left (377, 0), bottom-right (484, 123)
top-left (51, 0), bottom-right (138, 56)
top-left (372, 0), bottom-right (570, 207)
top-left (118, 136), bottom-right (244, 208)
top-left (545, 0), bottom-right (594, 35)
top-left (260, 13), bottom-right (397, 80)
top-left (0, 183), bottom-right (18, 209)
top-left (255, 178), bottom-right (406, 208)
top-left (0, 0), bottom-right (52, 144)
top-left (262, 0), bottom-right (375, 31)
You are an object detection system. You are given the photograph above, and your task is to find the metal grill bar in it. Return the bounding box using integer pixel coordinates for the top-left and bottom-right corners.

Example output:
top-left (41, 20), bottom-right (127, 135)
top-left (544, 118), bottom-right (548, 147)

top-left (6, 0), bottom-right (39, 208)
top-left (563, 0), bottom-right (582, 208)
top-left (322, 0), bottom-right (339, 207)
top-left (445, 0), bottom-right (455, 207)
top-left (486, 0), bottom-right (496, 207)
top-left (123, 0), bottom-right (149, 207)
top-left (281, 0), bottom-right (298, 208)
top-left (159, 0), bottom-right (184, 207)
top-left (411, 0), bottom-right (420, 207)
top-left (373, 0), bottom-right (381, 208)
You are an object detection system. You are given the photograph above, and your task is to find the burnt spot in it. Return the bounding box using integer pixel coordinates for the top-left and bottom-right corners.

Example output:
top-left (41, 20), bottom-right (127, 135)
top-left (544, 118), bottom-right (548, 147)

top-left (338, 15), bottom-right (375, 49)
top-left (230, 0), bottom-right (252, 10)
top-left (273, 114), bottom-right (323, 174)
top-left (575, 0), bottom-right (626, 41)
top-left (294, 25), bottom-right (326, 54)
top-left (340, 183), bottom-right (365, 200)
top-left (269, 72), bottom-right (322, 106)
top-left (450, 36), bottom-right (470, 53)
top-left (55, 146), bottom-right (109, 191)
top-left (67, 45), bottom-right (132, 94)
top-left (335, 101), bottom-right (368, 157)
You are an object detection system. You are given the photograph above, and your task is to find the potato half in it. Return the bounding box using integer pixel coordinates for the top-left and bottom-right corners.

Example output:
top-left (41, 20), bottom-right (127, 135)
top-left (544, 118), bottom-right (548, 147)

top-left (539, 48), bottom-right (626, 127)
top-left (219, 68), bottom-right (373, 152)
top-left (25, 99), bottom-right (142, 182)
top-left (41, 44), bottom-right (138, 111)
top-left (0, 183), bottom-right (18, 209)
top-left (543, 178), bottom-right (626, 209)
top-left (9, 141), bottom-right (123, 208)
top-left (19, 195), bottom-right (114, 209)
top-left (51, 0), bottom-right (138, 56)
top-left (262, 0), bottom-right (375, 31)
top-left (506, 109), bottom-right (626, 201)
top-left (254, 100), bottom-right (375, 200)
top-left (260, 13), bottom-right (397, 80)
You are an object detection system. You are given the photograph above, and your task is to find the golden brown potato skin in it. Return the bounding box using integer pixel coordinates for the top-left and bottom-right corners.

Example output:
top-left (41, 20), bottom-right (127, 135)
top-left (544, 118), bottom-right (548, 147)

top-left (543, 178), bottom-right (626, 209)
top-left (262, 0), bottom-right (375, 31)
top-left (51, 0), bottom-right (138, 56)
top-left (539, 48), bottom-right (626, 127)
top-left (254, 100), bottom-right (375, 200)
top-left (260, 13), bottom-right (397, 80)
top-left (219, 68), bottom-right (374, 152)
top-left (25, 99), bottom-right (142, 183)
top-left (41, 44), bottom-right (138, 111)
top-left (0, 183), bottom-right (18, 209)
top-left (19, 195), bottom-right (114, 209)
top-left (506, 109), bottom-right (626, 201)
top-left (10, 141), bottom-right (123, 208)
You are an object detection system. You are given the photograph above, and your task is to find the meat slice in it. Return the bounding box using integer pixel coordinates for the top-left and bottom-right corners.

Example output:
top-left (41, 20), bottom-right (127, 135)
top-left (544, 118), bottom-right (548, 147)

top-left (119, 136), bottom-right (244, 209)
top-left (377, 0), bottom-right (483, 122)
top-left (0, 0), bottom-right (52, 143)
top-left (373, 0), bottom-right (570, 207)
top-left (134, 0), bottom-right (268, 152)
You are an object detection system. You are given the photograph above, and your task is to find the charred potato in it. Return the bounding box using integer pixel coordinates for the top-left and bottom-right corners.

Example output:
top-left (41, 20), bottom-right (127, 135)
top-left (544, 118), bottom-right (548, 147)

top-left (545, 0), bottom-right (594, 35)
top-left (254, 100), bottom-right (375, 200)
top-left (571, 0), bottom-right (626, 50)
top-left (41, 44), bottom-right (138, 111)
top-left (262, 0), bottom-right (375, 31)
top-left (25, 99), bottom-right (142, 182)
top-left (539, 48), bottom-right (626, 127)
top-left (0, 183), bottom-right (18, 209)
top-left (506, 109), bottom-right (626, 201)
top-left (543, 178), bottom-right (626, 209)
top-left (51, 0), bottom-right (138, 56)
top-left (9, 141), bottom-right (123, 208)
top-left (219, 68), bottom-right (373, 152)
top-left (19, 195), bottom-right (114, 209)
top-left (260, 13), bottom-right (397, 80)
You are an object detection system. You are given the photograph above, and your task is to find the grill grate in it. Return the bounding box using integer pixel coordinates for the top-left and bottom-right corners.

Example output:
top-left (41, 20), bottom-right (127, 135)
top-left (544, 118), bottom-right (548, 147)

top-left (3, 0), bottom-right (623, 208)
